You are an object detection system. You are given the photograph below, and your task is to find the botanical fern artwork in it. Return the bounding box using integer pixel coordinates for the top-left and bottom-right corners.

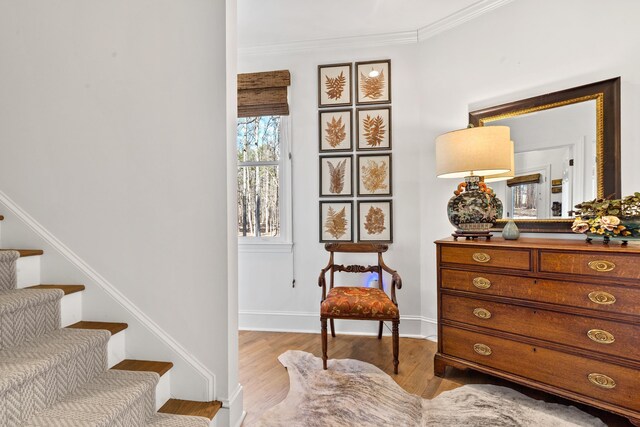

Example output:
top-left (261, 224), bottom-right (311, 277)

top-left (362, 114), bottom-right (386, 147)
top-left (324, 206), bottom-right (348, 239)
top-left (328, 159), bottom-right (346, 194)
top-left (319, 64), bottom-right (352, 107)
top-left (325, 116), bottom-right (346, 148)
top-left (325, 71), bottom-right (346, 100)
top-left (360, 158), bottom-right (389, 194)
top-left (359, 70), bottom-right (385, 100)
top-left (364, 206), bottom-right (386, 235)
top-left (356, 60), bottom-right (391, 104)
top-left (358, 201), bottom-right (392, 242)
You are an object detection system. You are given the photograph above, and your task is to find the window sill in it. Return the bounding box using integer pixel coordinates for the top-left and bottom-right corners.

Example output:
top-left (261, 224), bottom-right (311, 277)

top-left (238, 242), bottom-right (293, 254)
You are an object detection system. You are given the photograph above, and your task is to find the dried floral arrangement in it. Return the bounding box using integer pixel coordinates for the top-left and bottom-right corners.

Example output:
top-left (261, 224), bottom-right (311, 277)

top-left (325, 116), bottom-right (346, 148)
top-left (362, 114), bottom-right (386, 147)
top-left (571, 193), bottom-right (640, 240)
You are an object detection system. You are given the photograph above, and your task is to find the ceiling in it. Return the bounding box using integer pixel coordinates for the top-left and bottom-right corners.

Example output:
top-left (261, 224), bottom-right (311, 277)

top-left (238, 0), bottom-right (482, 47)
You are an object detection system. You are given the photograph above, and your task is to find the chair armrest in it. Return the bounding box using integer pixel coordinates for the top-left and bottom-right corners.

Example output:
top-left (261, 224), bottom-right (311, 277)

top-left (318, 261), bottom-right (333, 300)
top-left (379, 259), bottom-right (402, 290)
top-left (379, 258), bottom-right (402, 305)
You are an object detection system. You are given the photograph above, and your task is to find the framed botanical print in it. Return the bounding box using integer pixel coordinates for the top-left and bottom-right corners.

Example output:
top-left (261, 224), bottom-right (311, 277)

top-left (320, 155), bottom-right (353, 197)
top-left (319, 109), bottom-right (353, 152)
top-left (318, 63), bottom-right (352, 108)
top-left (357, 153), bottom-right (392, 196)
top-left (320, 201), bottom-right (353, 242)
top-left (357, 200), bottom-right (392, 243)
top-left (356, 106), bottom-right (391, 150)
top-left (355, 60), bottom-right (391, 105)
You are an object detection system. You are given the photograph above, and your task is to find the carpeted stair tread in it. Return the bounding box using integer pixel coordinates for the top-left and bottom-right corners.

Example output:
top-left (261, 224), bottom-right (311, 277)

top-left (0, 328), bottom-right (109, 392)
top-left (27, 284), bottom-right (85, 295)
top-left (0, 288), bottom-right (64, 315)
top-left (146, 412), bottom-right (211, 427)
top-left (23, 369), bottom-right (159, 426)
top-left (67, 321), bottom-right (128, 335)
top-left (0, 288), bottom-right (64, 349)
top-left (159, 399), bottom-right (222, 420)
top-left (112, 359), bottom-right (173, 377)
top-left (0, 249), bottom-right (44, 257)
top-left (0, 328), bottom-right (109, 425)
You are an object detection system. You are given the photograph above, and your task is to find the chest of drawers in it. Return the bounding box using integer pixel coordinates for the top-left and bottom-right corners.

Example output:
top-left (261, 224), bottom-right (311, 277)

top-left (434, 237), bottom-right (640, 425)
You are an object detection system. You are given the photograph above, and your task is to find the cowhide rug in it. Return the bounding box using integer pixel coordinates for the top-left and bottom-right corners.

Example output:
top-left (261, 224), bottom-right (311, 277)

top-left (254, 350), bottom-right (606, 427)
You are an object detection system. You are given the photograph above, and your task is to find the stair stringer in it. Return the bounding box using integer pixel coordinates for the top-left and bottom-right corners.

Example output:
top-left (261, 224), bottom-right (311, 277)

top-left (0, 193), bottom-right (215, 402)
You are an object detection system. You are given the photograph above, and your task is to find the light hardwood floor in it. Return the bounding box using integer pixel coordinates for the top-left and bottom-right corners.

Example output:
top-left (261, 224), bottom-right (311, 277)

top-left (239, 330), bottom-right (631, 426)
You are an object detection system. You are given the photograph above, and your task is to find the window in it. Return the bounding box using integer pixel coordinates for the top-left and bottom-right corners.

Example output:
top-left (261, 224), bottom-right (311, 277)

top-left (237, 115), bottom-right (291, 243)
top-left (511, 183), bottom-right (539, 219)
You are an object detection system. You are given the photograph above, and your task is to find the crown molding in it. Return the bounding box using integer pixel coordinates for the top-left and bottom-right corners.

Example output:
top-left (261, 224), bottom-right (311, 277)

top-left (239, 31), bottom-right (418, 57)
top-left (418, 0), bottom-right (515, 41)
top-left (238, 0), bottom-right (513, 57)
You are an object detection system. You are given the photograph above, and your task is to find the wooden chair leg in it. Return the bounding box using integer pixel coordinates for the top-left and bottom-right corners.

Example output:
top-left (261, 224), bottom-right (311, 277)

top-left (330, 319), bottom-right (336, 337)
top-left (392, 320), bottom-right (399, 374)
top-left (321, 318), bottom-right (328, 370)
top-left (377, 321), bottom-right (383, 339)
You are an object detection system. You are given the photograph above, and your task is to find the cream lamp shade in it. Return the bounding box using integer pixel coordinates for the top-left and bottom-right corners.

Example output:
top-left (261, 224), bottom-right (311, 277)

top-left (436, 126), bottom-right (511, 178)
top-left (484, 140), bottom-right (515, 183)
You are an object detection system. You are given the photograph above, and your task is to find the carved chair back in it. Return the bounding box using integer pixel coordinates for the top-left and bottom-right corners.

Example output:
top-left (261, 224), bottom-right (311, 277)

top-left (319, 243), bottom-right (401, 305)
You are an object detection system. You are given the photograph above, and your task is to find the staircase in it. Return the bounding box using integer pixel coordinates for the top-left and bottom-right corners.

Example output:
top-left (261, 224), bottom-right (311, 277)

top-left (0, 215), bottom-right (221, 426)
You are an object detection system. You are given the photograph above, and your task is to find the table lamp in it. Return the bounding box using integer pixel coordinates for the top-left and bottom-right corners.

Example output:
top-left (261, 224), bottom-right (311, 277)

top-left (436, 126), bottom-right (512, 239)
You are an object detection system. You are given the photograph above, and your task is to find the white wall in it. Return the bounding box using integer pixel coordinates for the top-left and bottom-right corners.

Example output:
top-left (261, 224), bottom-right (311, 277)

top-left (238, 44), bottom-right (432, 338)
top-left (0, 0), bottom-right (239, 420)
top-left (419, 0), bottom-right (640, 325)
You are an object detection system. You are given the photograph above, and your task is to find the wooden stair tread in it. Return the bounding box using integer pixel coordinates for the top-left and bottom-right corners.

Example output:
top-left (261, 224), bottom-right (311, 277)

top-left (111, 359), bottom-right (173, 377)
top-left (67, 321), bottom-right (128, 335)
top-left (158, 399), bottom-right (222, 420)
top-left (0, 249), bottom-right (44, 257)
top-left (27, 284), bottom-right (85, 295)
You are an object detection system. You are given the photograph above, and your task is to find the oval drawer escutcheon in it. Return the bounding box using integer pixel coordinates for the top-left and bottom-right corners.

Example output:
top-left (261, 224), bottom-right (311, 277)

top-left (588, 373), bottom-right (616, 389)
top-left (588, 260), bottom-right (616, 273)
top-left (588, 291), bottom-right (616, 305)
top-left (587, 329), bottom-right (615, 344)
top-left (473, 343), bottom-right (492, 356)
top-left (473, 308), bottom-right (492, 319)
top-left (472, 253), bottom-right (491, 263)
top-left (472, 277), bottom-right (492, 289)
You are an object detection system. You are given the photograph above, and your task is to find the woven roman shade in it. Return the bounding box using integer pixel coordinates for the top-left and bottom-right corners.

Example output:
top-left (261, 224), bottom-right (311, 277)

top-left (507, 173), bottom-right (542, 187)
top-left (237, 70), bottom-right (291, 117)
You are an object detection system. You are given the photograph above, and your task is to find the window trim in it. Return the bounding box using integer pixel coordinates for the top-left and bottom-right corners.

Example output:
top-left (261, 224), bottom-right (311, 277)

top-left (238, 116), bottom-right (292, 249)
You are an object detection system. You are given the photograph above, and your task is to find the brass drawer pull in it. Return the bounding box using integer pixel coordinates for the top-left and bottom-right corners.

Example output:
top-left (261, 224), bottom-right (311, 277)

top-left (587, 329), bottom-right (615, 344)
top-left (473, 343), bottom-right (492, 356)
top-left (472, 277), bottom-right (492, 289)
top-left (472, 252), bottom-right (491, 263)
top-left (588, 291), bottom-right (616, 305)
top-left (473, 308), bottom-right (492, 319)
top-left (588, 373), bottom-right (616, 389)
top-left (588, 260), bottom-right (616, 272)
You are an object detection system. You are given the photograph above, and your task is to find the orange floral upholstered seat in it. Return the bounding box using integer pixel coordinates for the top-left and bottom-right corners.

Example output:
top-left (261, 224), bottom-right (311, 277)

top-left (321, 286), bottom-right (399, 319)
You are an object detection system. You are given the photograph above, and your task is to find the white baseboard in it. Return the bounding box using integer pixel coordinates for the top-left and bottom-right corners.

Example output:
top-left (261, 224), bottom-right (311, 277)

top-left (239, 310), bottom-right (437, 340)
top-left (217, 384), bottom-right (244, 427)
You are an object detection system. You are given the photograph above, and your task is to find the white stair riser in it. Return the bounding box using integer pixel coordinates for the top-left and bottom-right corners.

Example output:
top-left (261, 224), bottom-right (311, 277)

top-left (156, 371), bottom-right (171, 410)
top-left (60, 292), bottom-right (82, 327)
top-left (16, 256), bottom-right (41, 288)
top-left (108, 330), bottom-right (126, 367)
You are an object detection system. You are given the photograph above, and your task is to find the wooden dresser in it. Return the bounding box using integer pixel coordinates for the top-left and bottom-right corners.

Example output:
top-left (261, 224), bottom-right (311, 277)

top-left (434, 237), bottom-right (640, 425)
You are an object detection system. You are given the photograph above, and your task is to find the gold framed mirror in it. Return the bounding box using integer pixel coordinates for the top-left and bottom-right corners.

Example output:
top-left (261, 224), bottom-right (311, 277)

top-left (469, 78), bottom-right (621, 233)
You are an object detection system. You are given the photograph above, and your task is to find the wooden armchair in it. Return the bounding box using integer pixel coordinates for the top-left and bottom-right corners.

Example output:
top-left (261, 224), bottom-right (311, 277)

top-left (318, 242), bottom-right (403, 374)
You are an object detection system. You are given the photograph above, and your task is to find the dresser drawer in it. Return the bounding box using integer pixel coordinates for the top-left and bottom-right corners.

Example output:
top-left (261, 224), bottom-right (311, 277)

top-left (441, 268), bottom-right (640, 316)
top-left (442, 326), bottom-right (640, 411)
top-left (442, 294), bottom-right (640, 360)
top-left (440, 246), bottom-right (531, 270)
top-left (539, 251), bottom-right (640, 281)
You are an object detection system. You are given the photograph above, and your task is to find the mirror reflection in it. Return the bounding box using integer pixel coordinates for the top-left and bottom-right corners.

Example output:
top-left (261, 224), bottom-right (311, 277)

top-left (485, 100), bottom-right (597, 219)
